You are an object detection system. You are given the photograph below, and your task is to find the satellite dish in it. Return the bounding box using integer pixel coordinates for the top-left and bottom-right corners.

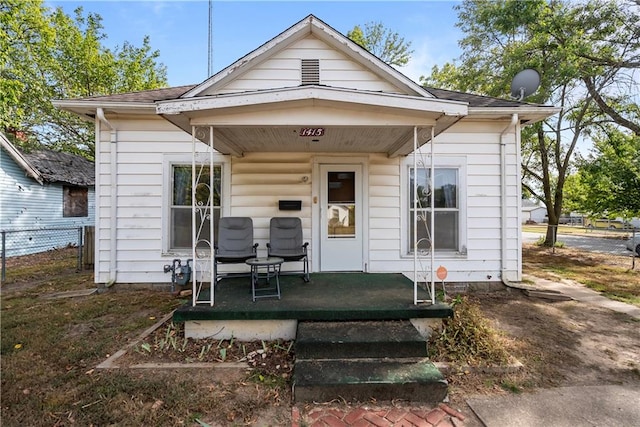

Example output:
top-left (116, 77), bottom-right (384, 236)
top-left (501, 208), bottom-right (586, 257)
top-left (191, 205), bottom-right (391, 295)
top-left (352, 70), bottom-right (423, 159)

top-left (510, 69), bottom-right (540, 101)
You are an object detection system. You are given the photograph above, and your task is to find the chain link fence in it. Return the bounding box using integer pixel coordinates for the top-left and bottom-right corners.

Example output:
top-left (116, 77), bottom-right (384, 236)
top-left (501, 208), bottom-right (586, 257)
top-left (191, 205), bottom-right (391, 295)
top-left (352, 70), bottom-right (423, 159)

top-left (1, 227), bottom-right (86, 284)
top-left (523, 224), bottom-right (638, 269)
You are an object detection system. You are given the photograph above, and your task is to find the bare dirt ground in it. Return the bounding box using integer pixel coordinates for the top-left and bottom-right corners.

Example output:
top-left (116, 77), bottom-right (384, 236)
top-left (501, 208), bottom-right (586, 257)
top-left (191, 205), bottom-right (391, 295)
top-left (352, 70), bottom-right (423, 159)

top-left (444, 290), bottom-right (640, 426)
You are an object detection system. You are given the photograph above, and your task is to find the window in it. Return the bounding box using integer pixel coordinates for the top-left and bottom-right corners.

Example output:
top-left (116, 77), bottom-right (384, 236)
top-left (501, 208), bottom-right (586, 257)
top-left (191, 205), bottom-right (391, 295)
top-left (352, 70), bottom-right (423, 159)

top-left (327, 171), bottom-right (356, 238)
top-left (170, 164), bottom-right (222, 250)
top-left (63, 186), bottom-right (88, 217)
top-left (409, 167), bottom-right (459, 252)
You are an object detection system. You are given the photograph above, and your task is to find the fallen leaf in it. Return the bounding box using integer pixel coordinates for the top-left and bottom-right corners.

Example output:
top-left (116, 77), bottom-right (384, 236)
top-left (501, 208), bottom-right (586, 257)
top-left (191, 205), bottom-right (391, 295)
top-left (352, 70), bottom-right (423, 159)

top-left (14, 343), bottom-right (22, 349)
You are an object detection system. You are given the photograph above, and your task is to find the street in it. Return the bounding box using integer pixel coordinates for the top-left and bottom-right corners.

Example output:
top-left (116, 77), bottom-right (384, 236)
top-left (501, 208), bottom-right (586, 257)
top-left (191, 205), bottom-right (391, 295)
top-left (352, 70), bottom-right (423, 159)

top-left (523, 231), bottom-right (632, 256)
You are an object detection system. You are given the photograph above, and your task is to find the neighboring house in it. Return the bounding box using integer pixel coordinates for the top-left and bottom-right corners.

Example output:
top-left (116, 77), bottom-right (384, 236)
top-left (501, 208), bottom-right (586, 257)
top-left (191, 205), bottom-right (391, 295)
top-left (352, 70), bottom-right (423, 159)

top-left (0, 132), bottom-right (95, 256)
top-left (54, 15), bottom-right (558, 290)
top-left (521, 200), bottom-right (546, 224)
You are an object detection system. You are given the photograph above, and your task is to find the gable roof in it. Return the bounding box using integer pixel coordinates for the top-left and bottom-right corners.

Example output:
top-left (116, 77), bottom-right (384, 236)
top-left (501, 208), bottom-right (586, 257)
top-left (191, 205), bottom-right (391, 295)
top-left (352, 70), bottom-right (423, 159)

top-left (58, 82), bottom-right (549, 112)
top-left (522, 199), bottom-right (545, 212)
top-left (182, 14), bottom-right (432, 99)
top-left (1, 133), bottom-right (94, 186)
top-left (53, 14), bottom-right (559, 157)
top-left (61, 83), bottom-right (546, 108)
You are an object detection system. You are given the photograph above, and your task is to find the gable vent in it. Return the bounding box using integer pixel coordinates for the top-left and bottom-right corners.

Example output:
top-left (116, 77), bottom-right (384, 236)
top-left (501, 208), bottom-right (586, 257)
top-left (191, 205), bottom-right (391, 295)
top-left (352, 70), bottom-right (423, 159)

top-left (301, 59), bottom-right (320, 85)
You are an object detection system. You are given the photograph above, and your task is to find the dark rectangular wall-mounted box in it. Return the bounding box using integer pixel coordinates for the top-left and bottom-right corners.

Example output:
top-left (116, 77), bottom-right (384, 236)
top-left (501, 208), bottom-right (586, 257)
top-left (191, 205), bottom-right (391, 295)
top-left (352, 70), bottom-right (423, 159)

top-left (279, 200), bottom-right (302, 211)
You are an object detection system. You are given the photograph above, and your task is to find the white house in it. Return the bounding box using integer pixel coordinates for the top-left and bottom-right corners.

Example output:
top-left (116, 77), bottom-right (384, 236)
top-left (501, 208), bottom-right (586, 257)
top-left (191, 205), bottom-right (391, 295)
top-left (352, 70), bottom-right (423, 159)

top-left (55, 15), bottom-right (558, 298)
top-left (521, 199), bottom-right (546, 224)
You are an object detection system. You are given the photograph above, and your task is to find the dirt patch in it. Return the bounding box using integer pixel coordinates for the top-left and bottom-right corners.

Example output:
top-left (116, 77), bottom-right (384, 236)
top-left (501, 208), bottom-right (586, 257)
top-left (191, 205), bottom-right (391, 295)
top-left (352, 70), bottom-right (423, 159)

top-left (444, 290), bottom-right (640, 423)
top-left (117, 320), bottom-right (295, 376)
top-left (480, 291), bottom-right (640, 387)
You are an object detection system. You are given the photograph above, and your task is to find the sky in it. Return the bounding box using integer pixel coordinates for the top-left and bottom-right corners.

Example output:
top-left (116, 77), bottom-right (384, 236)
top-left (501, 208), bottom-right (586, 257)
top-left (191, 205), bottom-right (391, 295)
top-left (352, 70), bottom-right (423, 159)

top-left (46, 0), bottom-right (464, 87)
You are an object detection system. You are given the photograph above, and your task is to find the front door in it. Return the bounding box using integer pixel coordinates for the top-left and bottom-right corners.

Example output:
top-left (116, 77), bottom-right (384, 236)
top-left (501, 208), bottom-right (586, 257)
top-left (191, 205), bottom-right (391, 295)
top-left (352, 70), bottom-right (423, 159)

top-left (319, 164), bottom-right (363, 271)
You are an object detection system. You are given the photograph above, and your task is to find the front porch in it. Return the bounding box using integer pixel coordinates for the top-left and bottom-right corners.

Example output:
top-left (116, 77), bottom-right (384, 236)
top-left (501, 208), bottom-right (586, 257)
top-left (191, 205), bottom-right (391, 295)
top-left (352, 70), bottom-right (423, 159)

top-left (174, 272), bottom-right (453, 401)
top-left (173, 272), bottom-right (452, 323)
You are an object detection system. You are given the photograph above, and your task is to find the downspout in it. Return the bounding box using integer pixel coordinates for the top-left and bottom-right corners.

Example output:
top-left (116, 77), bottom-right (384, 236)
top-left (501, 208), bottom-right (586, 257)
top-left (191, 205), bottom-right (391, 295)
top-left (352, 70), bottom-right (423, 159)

top-left (500, 114), bottom-right (518, 286)
top-left (97, 108), bottom-right (118, 286)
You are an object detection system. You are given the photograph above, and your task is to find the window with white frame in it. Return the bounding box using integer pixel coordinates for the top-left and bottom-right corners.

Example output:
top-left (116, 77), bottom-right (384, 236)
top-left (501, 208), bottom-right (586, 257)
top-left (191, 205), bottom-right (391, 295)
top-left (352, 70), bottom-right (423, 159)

top-left (170, 164), bottom-right (222, 250)
top-left (409, 167), bottom-right (459, 252)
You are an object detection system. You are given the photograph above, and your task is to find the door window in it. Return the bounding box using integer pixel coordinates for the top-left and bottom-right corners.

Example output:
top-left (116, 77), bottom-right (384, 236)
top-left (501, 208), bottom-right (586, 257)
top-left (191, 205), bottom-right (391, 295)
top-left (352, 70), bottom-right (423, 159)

top-left (327, 171), bottom-right (356, 238)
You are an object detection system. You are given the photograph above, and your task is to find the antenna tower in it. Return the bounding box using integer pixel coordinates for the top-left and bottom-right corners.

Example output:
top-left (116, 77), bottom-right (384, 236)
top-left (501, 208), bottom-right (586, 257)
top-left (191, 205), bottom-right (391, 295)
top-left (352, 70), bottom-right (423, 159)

top-left (208, 0), bottom-right (214, 76)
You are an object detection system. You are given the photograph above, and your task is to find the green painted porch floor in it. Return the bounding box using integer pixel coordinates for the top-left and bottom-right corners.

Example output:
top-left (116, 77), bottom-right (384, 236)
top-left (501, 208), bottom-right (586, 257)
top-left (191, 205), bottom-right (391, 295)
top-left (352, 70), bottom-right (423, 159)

top-left (173, 273), bottom-right (452, 322)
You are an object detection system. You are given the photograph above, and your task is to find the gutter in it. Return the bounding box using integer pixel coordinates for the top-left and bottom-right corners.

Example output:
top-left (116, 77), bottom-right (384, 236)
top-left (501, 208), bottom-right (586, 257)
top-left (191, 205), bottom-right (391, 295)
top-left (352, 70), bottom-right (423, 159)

top-left (500, 114), bottom-right (518, 287)
top-left (96, 108), bottom-right (118, 286)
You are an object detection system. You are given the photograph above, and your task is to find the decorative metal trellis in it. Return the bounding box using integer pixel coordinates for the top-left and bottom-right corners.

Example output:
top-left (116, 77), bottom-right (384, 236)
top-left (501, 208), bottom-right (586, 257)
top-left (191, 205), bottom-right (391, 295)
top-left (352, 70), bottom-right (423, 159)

top-left (191, 126), bottom-right (216, 306)
top-left (187, 124), bottom-right (436, 306)
top-left (413, 126), bottom-right (436, 305)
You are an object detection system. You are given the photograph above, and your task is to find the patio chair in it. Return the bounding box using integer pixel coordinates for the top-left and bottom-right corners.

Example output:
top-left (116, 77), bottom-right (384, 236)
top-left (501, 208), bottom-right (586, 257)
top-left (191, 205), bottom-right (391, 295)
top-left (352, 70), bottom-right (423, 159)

top-left (267, 217), bottom-right (309, 282)
top-left (214, 217), bottom-right (258, 283)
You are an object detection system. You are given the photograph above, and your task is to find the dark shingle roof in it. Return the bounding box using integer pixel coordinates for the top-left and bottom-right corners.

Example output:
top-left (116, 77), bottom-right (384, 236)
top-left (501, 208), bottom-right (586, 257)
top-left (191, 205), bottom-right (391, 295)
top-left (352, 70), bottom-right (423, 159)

top-left (79, 85), bottom-right (196, 103)
top-left (69, 84), bottom-right (545, 109)
top-left (23, 149), bottom-right (94, 186)
top-left (424, 87), bottom-right (546, 108)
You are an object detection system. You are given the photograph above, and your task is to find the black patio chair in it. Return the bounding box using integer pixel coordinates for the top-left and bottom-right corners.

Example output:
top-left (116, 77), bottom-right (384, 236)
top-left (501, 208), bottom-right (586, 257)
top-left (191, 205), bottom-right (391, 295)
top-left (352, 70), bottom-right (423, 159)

top-left (214, 217), bottom-right (258, 283)
top-left (267, 217), bottom-right (309, 282)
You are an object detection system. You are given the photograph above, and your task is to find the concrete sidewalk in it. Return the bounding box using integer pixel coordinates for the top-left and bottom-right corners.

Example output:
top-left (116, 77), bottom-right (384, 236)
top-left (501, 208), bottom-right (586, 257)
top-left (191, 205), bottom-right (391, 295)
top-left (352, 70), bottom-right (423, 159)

top-left (467, 384), bottom-right (640, 427)
top-left (521, 274), bottom-right (640, 320)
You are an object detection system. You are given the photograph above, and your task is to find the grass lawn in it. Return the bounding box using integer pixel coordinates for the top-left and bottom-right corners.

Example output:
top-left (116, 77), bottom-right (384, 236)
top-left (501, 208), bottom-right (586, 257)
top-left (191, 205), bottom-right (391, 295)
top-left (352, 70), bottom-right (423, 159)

top-left (1, 249), bottom-right (291, 426)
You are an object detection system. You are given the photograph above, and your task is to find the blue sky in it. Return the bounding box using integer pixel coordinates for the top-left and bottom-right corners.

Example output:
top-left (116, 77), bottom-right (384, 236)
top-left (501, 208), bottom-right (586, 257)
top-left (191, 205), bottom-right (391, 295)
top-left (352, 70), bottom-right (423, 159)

top-left (47, 1), bottom-right (463, 87)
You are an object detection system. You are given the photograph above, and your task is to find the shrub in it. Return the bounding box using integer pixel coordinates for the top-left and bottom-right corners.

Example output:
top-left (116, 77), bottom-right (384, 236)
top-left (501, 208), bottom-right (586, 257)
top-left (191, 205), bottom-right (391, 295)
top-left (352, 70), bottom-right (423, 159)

top-left (428, 295), bottom-right (510, 366)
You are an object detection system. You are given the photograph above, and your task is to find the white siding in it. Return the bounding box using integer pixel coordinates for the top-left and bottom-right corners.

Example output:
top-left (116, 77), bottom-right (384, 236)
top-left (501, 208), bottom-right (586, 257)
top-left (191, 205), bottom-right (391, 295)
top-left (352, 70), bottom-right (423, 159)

top-left (368, 154), bottom-right (401, 272)
top-left (230, 152), bottom-right (313, 261)
top-left (365, 120), bottom-right (522, 283)
top-left (95, 116), bottom-right (203, 284)
top-left (97, 115), bottom-right (522, 286)
top-left (207, 35), bottom-right (405, 95)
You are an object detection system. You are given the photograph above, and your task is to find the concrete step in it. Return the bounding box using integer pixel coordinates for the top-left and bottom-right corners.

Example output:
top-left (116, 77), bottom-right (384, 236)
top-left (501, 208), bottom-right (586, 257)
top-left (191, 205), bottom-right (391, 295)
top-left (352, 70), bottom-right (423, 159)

top-left (293, 358), bottom-right (447, 403)
top-left (296, 320), bottom-right (427, 359)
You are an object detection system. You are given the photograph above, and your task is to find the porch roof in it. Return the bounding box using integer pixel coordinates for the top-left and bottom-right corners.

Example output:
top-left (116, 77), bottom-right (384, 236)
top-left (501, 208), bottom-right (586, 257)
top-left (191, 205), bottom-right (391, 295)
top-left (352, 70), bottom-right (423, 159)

top-left (157, 85), bottom-right (468, 157)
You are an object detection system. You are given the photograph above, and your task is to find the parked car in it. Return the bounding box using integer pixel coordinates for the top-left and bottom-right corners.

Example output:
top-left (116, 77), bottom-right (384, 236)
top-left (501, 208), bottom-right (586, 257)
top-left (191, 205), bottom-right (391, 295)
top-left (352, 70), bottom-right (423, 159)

top-left (626, 235), bottom-right (640, 256)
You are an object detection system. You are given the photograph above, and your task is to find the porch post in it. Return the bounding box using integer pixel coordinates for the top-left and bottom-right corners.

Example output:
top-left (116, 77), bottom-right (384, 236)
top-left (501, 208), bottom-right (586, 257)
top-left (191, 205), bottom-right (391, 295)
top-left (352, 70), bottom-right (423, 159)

top-left (430, 126), bottom-right (435, 305)
top-left (190, 126), bottom-right (216, 306)
top-left (191, 127), bottom-right (197, 306)
top-left (208, 126), bottom-right (215, 306)
top-left (413, 126), bottom-right (418, 305)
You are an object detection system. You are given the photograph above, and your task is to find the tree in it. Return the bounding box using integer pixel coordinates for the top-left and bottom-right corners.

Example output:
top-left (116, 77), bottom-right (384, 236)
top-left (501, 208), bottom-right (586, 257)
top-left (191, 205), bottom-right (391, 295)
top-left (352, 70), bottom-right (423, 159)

top-left (564, 128), bottom-right (640, 218)
top-left (347, 21), bottom-right (413, 67)
top-left (423, 0), bottom-right (640, 245)
top-left (0, 0), bottom-right (167, 158)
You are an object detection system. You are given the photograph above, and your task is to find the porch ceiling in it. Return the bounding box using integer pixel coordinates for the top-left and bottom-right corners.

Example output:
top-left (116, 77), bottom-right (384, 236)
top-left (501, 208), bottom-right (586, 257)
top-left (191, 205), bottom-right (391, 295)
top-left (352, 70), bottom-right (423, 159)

top-left (215, 125), bottom-right (416, 154)
top-left (158, 86), bottom-right (467, 157)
